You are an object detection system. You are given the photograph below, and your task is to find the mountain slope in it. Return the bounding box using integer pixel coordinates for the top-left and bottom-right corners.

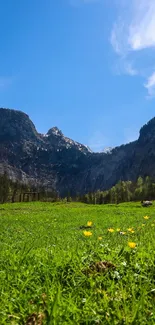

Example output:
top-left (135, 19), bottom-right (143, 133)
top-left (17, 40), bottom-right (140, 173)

top-left (0, 108), bottom-right (155, 195)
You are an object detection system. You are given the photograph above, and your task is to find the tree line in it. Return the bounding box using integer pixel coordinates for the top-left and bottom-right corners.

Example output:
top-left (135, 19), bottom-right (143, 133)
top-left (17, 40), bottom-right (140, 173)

top-left (0, 172), bottom-right (59, 204)
top-left (0, 172), bottom-right (155, 204)
top-left (77, 176), bottom-right (155, 204)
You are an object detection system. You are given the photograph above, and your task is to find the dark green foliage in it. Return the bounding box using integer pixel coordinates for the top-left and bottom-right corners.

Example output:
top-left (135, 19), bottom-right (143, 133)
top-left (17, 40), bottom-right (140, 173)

top-left (0, 171), bottom-right (10, 203)
top-left (0, 172), bottom-right (59, 204)
top-left (1, 171), bottom-right (155, 205)
top-left (80, 176), bottom-right (155, 205)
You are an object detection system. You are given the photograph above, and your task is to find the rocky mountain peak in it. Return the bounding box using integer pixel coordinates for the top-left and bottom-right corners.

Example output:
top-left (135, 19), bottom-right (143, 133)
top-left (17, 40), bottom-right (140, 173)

top-left (0, 108), bottom-right (38, 142)
top-left (102, 147), bottom-right (113, 154)
top-left (47, 127), bottom-right (63, 137)
top-left (139, 117), bottom-right (155, 144)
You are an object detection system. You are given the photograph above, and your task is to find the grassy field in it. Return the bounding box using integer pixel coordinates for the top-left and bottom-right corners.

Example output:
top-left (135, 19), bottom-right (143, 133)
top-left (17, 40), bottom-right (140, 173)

top-left (1, 201), bottom-right (155, 324)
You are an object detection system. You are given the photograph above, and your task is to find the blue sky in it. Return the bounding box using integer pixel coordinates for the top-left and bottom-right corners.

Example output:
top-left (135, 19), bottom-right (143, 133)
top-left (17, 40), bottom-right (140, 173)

top-left (0, 0), bottom-right (155, 151)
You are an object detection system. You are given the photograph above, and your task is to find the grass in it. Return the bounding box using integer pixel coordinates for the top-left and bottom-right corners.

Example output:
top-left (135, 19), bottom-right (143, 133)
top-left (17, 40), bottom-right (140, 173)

top-left (0, 201), bottom-right (155, 324)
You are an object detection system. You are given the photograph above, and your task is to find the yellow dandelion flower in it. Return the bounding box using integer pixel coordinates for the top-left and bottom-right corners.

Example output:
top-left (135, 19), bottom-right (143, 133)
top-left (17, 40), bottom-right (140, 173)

top-left (98, 236), bottom-right (102, 240)
top-left (142, 224), bottom-right (145, 227)
top-left (144, 216), bottom-right (149, 220)
top-left (131, 230), bottom-right (135, 233)
top-left (87, 221), bottom-right (93, 227)
top-left (128, 242), bottom-right (136, 249)
top-left (83, 231), bottom-right (92, 237)
top-left (108, 228), bottom-right (114, 233)
top-left (127, 228), bottom-right (133, 232)
top-left (116, 228), bottom-right (120, 232)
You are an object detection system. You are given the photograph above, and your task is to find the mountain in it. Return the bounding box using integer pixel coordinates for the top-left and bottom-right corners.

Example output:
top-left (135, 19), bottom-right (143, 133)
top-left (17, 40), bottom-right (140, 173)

top-left (0, 108), bottom-right (155, 196)
top-left (102, 147), bottom-right (113, 154)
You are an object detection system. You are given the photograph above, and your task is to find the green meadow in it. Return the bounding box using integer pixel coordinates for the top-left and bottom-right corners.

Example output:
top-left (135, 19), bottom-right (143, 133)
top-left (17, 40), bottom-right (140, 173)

top-left (1, 202), bottom-right (155, 324)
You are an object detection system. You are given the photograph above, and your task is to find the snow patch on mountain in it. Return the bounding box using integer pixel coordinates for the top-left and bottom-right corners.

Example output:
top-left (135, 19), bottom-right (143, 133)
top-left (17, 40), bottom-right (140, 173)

top-left (102, 147), bottom-right (113, 154)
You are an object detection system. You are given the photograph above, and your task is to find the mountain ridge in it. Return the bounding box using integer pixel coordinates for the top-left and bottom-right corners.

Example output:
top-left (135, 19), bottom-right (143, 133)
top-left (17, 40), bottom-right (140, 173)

top-left (0, 107), bottom-right (155, 196)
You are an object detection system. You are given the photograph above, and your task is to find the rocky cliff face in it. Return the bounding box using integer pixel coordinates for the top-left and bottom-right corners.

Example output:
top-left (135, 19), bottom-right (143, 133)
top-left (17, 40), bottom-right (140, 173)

top-left (0, 108), bottom-right (155, 196)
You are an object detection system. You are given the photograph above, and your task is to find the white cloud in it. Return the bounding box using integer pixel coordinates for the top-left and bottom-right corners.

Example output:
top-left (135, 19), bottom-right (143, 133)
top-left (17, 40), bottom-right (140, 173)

top-left (111, 19), bottom-right (129, 56)
top-left (111, 0), bottom-right (155, 97)
top-left (124, 62), bottom-right (137, 76)
top-left (144, 72), bottom-right (155, 97)
top-left (128, 1), bottom-right (155, 51)
top-left (111, 0), bottom-right (155, 54)
top-left (114, 60), bottom-right (137, 76)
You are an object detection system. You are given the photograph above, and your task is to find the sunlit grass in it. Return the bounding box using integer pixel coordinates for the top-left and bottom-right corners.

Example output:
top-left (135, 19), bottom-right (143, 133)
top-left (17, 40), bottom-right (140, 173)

top-left (0, 201), bottom-right (155, 324)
